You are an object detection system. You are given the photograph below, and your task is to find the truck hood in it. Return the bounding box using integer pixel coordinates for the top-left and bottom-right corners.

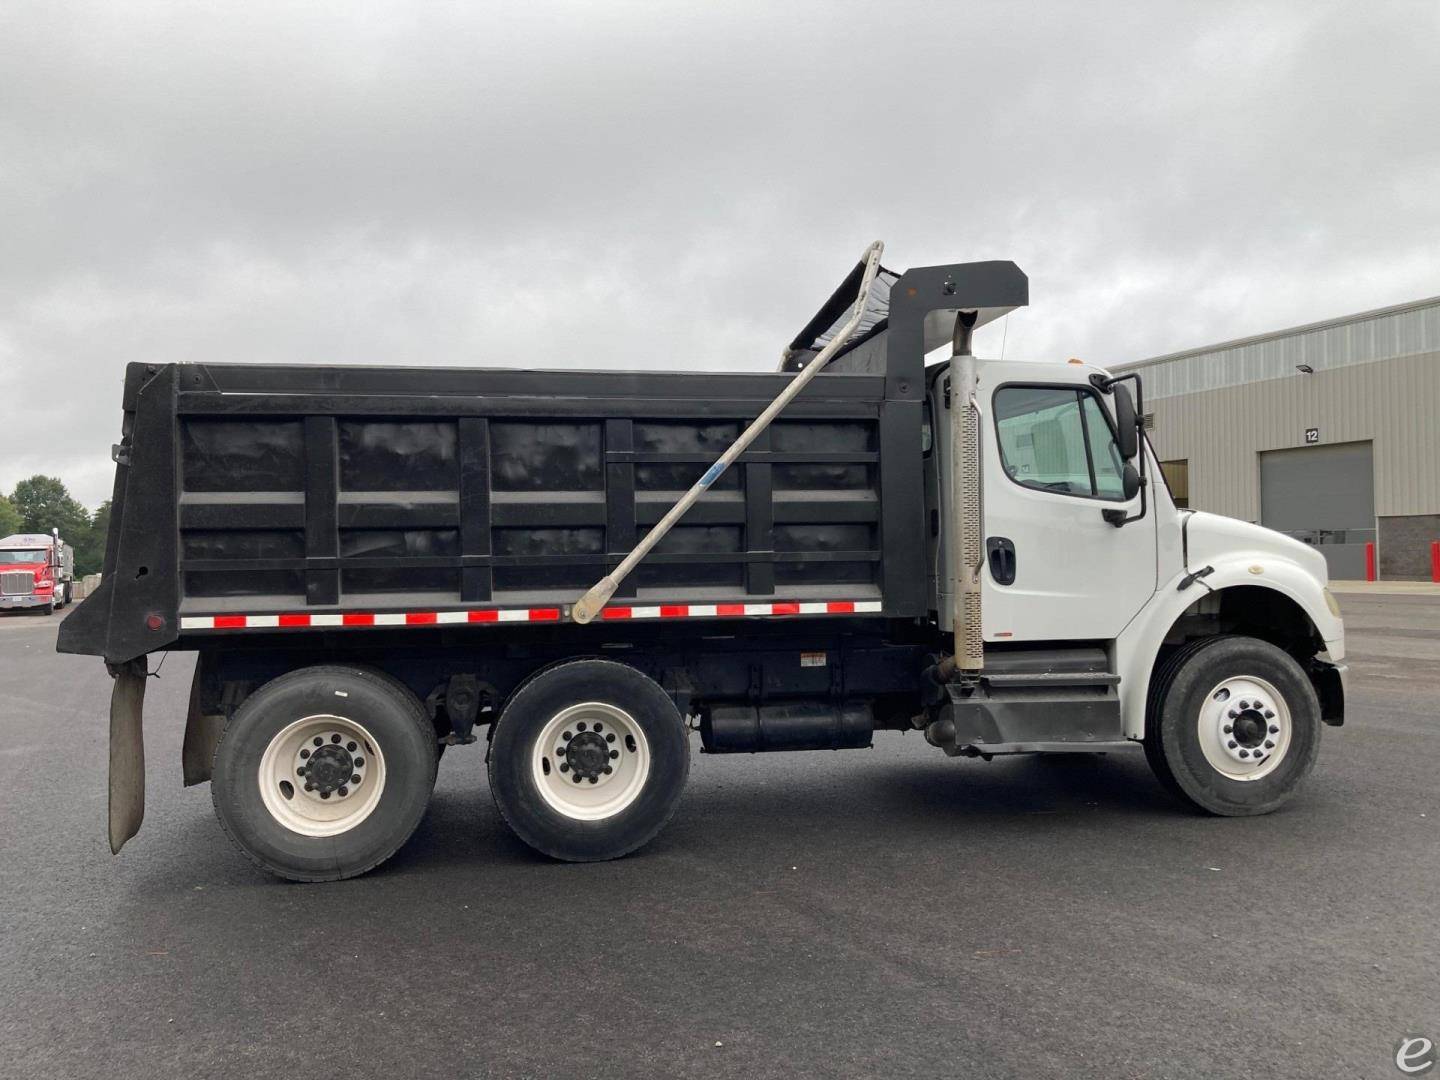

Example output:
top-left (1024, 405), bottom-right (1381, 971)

top-left (1184, 511), bottom-right (1329, 585)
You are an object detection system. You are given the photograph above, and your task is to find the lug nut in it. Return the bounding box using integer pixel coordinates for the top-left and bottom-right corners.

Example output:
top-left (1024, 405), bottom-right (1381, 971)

top-left (1264, 709), bottom-right (1275, 719)
top-left (354, 757), bottom-right (365, 767)
top-left (351, 774), bottom-right (361, 784)
top-left (1223, 725), bottom-right (1233, 734)
top-left (1239, 749), bottom-right (1249, 758)
top-left (588, 776), bottom-right (597, 784)
top-left (573, 775), bottom-right (582, 784)
top-left (594, 723), bottom-right (603, 732)
top-left (347, 741), bottom-right (357, 752)
top-left (1268, 725), bottom-right (1279, 735)
top-left (331, 734), bottom-right (342, 744)
top-left (577, 723), bottom-right (587, 732)
top-left (1228, 710), bottom-right (1238, 719)
top-left (320, 791), bottom-right (331, 799)
top-left (1263, 740), bottom-right (1274, 749)
top-left (1238, 700), bottom-right (1250, 709)
top-left (563, 731), bottom-right (572, 741)
top-left (300, 749), bottom-right (310, 759)
top-left (560, 763), bottom-right (569, 773)
top-left (304, 783), bottom-right (314, 792)
top-left (296, 766), bottom-right (306, 775)
top-left (605, 733), bottom-right (615, 743)
top-left (337, 786), bottom-right (348, 797)
top-left (609, 750), bottom-right (619, 759)
top-left (314, 737), bottom-right (323, 747)
top-left (603, 766), bottom-right (612, 775)
top-left (1228, 740), bottom-right (1237, 749)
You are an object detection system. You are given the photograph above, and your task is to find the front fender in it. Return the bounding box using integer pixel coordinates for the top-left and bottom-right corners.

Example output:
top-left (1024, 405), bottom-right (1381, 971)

top-left (1116, 556), bottom-right (1342, 739)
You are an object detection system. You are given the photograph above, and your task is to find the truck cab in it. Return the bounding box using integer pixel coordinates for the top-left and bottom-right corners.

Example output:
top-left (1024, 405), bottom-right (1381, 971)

top-left (920, 346), bottom-right (1345, 810)
top-left (0, 531), bottom-right (74, 614)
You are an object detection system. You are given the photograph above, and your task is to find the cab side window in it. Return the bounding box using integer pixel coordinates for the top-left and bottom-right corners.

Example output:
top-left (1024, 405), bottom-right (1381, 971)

top-left (994, 386), bottom-right (1128, 501)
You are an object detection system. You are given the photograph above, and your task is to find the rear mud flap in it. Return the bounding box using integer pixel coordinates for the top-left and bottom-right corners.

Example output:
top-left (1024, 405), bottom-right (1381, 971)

top-left (108, 659), bottom-right (147, 854)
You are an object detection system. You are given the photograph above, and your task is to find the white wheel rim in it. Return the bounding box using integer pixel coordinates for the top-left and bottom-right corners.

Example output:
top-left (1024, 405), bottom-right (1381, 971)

top-left (258, 714), bottom-right (387, 836)
top-left (1197, 675), bottom-right (1292, 781)
top-left (531, 702), bottom-right (651, 821)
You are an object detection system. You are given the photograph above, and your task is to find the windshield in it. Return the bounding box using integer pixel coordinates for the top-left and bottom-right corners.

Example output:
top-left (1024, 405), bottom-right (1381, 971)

top-left (1, 549), bottom-right (47, 564)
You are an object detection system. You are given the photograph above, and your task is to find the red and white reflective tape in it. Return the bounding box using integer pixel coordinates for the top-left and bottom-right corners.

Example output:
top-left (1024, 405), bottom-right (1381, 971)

top-left (178, 599), bottom-right (882, 632)
top-left (597, 600), bottom-right (879, 620)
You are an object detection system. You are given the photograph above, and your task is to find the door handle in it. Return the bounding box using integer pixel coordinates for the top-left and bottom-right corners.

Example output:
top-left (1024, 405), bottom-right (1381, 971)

top-left (986, 536), bottom-right (1017, 586)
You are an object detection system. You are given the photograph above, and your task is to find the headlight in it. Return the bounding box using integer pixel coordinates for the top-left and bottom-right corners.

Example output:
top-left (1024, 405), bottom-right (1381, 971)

top-left (1323, 588), bottom-right (1341, 617)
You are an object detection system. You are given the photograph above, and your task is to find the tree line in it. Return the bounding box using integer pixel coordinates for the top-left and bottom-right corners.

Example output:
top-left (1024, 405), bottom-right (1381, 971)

top-left (0, 476), bottom-right (110, 577)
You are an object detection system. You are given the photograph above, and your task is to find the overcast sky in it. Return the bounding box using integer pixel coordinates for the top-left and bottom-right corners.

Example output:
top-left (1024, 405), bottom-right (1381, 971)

top-left (2, 1), bottom-right (1437, 508)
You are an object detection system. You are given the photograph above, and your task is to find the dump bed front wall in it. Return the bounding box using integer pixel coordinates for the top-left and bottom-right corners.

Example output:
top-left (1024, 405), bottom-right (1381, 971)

top-left (166, 363), bottom-right (925, 621)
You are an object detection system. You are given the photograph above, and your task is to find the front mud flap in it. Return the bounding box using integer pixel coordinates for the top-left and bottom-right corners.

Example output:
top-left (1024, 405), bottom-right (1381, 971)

top-left (108, 659), bottom-right (147, 854)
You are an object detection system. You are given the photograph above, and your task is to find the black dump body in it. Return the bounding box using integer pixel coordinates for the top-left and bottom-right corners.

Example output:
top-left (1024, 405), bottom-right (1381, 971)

top-left (60, 261), bottom-right (1026, 664)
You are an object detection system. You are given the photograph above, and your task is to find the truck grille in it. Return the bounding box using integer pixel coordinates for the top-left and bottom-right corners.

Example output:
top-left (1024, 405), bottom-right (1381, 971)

top-left (1, 571), bottom-right (33, 595)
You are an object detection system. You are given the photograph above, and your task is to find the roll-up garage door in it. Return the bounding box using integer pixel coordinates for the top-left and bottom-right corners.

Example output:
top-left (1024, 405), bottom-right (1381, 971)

top-left (1259, 441), bottom-right (1375, 580)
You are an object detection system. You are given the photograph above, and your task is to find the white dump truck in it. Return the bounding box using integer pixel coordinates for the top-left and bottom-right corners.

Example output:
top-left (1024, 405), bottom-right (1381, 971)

top-left (60, 244), bottom-right (1346, 881)
top-left (1, 530), bottom-right (75, 614)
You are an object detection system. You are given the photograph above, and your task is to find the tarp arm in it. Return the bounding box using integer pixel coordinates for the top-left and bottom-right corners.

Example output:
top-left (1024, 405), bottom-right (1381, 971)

top-left (571, 240), bottom-right (887, 624)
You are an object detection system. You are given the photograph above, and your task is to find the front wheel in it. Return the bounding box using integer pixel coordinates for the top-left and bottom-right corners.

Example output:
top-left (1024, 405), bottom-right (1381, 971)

top-left (487, 659), bottom-right (690, 861)
top-left (1144, 636), bottom-right (1321, 816)
top-left (212, 665), bottom-right (439, 881)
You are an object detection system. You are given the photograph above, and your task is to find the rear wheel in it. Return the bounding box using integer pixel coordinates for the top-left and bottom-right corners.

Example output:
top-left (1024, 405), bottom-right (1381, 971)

top-left (488, 660), bottom-right (689, 861)
top-left (212, 665), bottom-right (439, 881)
top-left (1145, 636), bottom-right (1321, 816)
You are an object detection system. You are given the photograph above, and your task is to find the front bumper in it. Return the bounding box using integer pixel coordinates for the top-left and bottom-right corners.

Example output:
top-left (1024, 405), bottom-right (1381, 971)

top-left (0, 593), bottom-right (51, 609)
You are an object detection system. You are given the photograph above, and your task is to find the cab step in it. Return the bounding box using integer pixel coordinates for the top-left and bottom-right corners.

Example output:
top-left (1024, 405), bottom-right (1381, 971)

top-left (926, 648), bottom-right (1127, 757)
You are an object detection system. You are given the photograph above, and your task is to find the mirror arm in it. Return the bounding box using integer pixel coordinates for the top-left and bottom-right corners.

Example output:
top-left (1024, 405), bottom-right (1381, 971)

top-left (1096, 371), bottom-right (1148, 527)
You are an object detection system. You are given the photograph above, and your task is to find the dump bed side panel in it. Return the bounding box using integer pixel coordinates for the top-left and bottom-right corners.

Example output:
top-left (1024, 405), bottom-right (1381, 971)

top-left (63, 361), bottom-right (925, 659)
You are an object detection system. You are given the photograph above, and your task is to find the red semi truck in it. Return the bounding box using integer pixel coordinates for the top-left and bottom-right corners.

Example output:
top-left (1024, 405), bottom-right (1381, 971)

top-left (0, 531), bottom-right (75, 614)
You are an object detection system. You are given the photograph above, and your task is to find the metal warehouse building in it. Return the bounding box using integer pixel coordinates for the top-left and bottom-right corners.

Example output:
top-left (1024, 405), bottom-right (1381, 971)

top-left (1114, 295), bottom-right (1440, 581)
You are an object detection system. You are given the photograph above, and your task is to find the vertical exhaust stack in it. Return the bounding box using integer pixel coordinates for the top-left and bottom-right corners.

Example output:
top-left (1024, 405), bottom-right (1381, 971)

top-left (950, 311), bottom-right (984, 675)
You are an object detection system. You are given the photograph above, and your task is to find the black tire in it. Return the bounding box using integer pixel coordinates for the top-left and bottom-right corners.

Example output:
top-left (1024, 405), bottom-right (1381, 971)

top-left (488, 659), bottom-right (689, 861)
top-left (1144, 636), bottom-right (1321, 816)
top-left (212, 665), bottom-right (439, 881)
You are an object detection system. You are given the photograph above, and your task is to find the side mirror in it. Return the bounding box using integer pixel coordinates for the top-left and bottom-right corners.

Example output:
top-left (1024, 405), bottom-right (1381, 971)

top-left (1121, 461), bottom-right (1141, 500)
top-left (1103, 462), bottom-right (1144, 526)
top-left (1112, 384), bottom-right (1139, 461)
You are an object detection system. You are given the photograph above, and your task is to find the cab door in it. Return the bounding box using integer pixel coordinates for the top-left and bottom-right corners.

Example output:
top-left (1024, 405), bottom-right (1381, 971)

top-left (977, 362), bottom-right (1157, 641)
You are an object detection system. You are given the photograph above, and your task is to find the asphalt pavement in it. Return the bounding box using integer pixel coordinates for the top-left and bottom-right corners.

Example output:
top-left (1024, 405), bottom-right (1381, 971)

top-left (1, 595), bottom-right (1436, 1079)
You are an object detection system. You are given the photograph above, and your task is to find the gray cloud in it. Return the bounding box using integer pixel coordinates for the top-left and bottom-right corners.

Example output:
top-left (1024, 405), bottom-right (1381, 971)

top-left (3, 0), bottom-right (1437, 506)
